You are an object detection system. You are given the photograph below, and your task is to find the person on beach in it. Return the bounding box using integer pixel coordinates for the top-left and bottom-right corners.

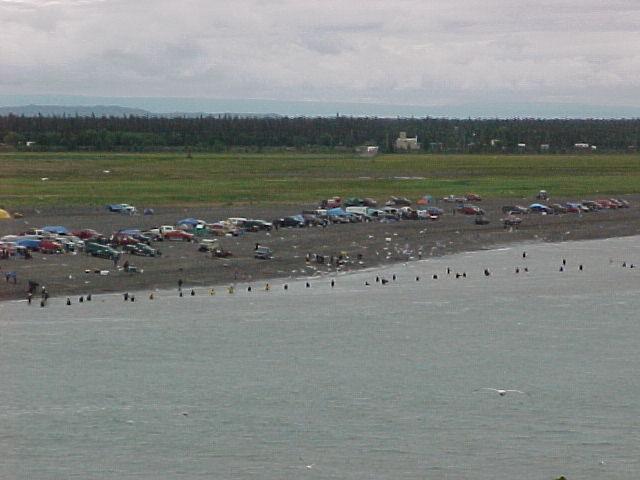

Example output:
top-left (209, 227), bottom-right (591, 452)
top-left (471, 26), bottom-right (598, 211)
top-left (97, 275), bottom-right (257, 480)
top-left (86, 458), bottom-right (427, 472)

top-left (123, 292), bottom-right (129, 301)
top-left (27, 292), bottom-right (33, 304)
top-left (66, 298), bottom-right (71, 306)
top-left (178, 279), bottom-right (183, 290)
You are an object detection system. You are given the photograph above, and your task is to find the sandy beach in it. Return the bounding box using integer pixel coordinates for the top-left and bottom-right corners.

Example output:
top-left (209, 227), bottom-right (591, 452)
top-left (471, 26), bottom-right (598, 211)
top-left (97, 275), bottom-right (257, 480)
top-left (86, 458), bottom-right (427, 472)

top-left (1, 195), bottom-right (640, 301)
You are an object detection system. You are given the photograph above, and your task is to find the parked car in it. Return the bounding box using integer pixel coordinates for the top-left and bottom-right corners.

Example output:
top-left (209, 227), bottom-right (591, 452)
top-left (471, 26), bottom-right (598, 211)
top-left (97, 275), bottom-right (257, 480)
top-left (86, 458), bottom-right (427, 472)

top-left (457, 205), bottom-right (485, 215)
top-left (254, 246), bottom-right (273, 259)
top-left (110, 233), bottom-right (140, 246)
top-left (581, 200), bottom-right (600, 211)
top-left (40, 239), bottom-right (65, 254)
top-left (278, 215), bottom-right (306, 228)
top-left (85, 242), bottom-right (119, 260)
top-left (465, 193), bottom-right (482, 201)
top-left (564, 203), bottom-right (583, 213)
top-left (320, 196), bottom-right (342, 209)
top-left (385, 196), bottom-right (412, 206)
top-left (528, 204), bottom-right (554, 214)
top-left (550, 203), bottom-right (568, 214)
top-left (71, 229), bottom-right (102, 240)
top-left (474, 216), bottom-right (490, 225)
top-left (443, 194), bottom-right (466, 203)
top-left (595, 199), bottom-right (616, 209)
top-left (243, 219), bottom-right (273, 231)
top-left (163, 230), bottom-right (194, 241)
top-left (123, 243), bottom-right (159, 257)
top-left (106, 203), bottom-right (137, 214)
top-left (501, 205), bottom-right (529, 214)
top-left (502, 215), bottom-right (522, 227)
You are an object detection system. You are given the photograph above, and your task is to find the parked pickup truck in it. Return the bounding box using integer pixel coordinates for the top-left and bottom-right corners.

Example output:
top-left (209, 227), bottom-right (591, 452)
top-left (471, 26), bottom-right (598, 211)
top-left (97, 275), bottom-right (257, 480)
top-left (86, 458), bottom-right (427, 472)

top-left (85, 242), bottom-right (120, 260)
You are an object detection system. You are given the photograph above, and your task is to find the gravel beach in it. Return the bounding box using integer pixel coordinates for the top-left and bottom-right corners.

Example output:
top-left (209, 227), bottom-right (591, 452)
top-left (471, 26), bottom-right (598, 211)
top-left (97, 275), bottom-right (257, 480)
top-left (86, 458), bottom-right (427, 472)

top-left (2, 195), bottom-right (639, 301)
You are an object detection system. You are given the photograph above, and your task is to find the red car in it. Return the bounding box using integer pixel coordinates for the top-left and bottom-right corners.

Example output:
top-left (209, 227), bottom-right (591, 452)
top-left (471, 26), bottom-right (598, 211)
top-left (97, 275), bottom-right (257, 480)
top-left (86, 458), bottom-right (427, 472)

top-left (40, 239), bottom-right (64, 254)
top-left (110, 233), bottom-right (139, 246)
top-left (457, 205), bottom-right (485, 215)
top-left (595, 199), bottom-right (616, 209)
top-left (71, 229), bottom-right (102, 240)
top-left (164, 230), bottom-right (194, 241)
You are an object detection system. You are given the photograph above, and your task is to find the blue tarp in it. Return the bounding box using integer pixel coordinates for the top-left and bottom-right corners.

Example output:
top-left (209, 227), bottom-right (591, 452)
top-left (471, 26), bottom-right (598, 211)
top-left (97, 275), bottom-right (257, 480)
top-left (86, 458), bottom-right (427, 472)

top-left (177, 218), bottom-right (200, 226)
top-left (16, 238), bottom-right (41, 249)
top-left (529, 203), bottom-right (547, 209)
top-left (327, 208), bottom-right (348, 217)
top-left (118, 229), bottom-right (142, 235)
top-left (42, 226), bottom-right (69, 235)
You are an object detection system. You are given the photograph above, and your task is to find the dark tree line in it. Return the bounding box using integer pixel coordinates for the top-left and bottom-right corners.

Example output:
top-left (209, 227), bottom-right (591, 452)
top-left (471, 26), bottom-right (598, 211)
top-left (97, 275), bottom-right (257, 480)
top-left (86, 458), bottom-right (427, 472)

top-left (1, 114), bottom-right (640, 153)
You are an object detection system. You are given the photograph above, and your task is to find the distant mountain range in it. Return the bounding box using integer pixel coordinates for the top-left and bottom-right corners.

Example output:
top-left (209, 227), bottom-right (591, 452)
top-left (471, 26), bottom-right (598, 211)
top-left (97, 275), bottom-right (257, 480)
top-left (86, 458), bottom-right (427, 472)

top-left (1, 95), bottom-right (640, 119)
top-left (0, 104), bottom-right (152, 117)
top-left (0, 104), bottom-right (282, 118)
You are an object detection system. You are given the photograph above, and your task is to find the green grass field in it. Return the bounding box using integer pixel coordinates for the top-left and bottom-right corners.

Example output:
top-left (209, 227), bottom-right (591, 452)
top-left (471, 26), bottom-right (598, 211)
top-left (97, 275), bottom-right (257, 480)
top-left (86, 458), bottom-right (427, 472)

top-left (2, 152), bottom-right (640, 207)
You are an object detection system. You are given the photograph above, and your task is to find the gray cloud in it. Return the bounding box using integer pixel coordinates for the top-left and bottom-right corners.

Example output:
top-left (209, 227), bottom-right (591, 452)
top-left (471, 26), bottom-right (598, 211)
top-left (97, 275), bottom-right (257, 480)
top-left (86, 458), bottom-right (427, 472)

top-left (1, 0), bottom-right (639, 107)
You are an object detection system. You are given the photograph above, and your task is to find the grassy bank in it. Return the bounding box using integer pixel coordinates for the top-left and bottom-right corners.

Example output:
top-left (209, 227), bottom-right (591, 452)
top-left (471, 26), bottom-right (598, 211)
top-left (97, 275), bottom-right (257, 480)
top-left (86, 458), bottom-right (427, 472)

top-left (2, 152), bottom-right (640, 207)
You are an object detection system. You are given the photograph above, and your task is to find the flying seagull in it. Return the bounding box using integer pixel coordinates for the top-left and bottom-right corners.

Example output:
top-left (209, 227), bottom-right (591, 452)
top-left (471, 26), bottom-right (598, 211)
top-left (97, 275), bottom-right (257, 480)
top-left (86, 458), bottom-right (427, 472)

top-left (480, 388), bottom-right (525, 396)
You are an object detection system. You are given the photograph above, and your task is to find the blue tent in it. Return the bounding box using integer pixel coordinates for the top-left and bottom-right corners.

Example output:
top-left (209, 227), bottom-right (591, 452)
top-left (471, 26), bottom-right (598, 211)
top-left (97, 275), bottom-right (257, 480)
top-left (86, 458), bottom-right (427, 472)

top-left (42, 226), bottom-right (69, 235)
top-left (528, 203), bottom-right (546, 209)
top-left (177, 218), bottom-right (200, 226)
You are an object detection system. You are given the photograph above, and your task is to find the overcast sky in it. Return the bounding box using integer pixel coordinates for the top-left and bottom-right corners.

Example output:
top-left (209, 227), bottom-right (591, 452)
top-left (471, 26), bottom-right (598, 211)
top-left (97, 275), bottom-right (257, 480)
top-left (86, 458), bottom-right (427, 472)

top-left (1, 0), bottom-right (639, 108)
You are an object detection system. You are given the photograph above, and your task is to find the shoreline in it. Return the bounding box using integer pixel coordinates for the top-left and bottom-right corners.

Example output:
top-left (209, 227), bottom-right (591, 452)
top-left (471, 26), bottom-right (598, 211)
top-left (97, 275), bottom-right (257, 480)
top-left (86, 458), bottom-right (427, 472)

top-left (2, 195), bottom-right (640, 302)
top-left (2, 232), bottom-right (638, 306)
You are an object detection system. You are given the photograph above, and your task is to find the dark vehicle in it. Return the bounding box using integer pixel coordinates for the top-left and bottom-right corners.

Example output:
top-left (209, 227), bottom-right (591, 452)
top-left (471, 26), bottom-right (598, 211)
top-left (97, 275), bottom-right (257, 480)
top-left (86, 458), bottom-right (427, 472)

top-left (385, 196), bottom-right (412, 206)
top-left (123, 243), bottom-right (159, 257)
top-left (85, 242), bottom-right (119, 260)
top-left (424, 206), bottom-right (444, 216)
top-left (502, 215), bottom-right (522, 227)
top-left (501, 205), bottom-right (529, 214)
top-left (278, 215), bottom-right (306, 228)
top-left (550, 203), bottom-right (568, 214)
top-left (465, 193), bottom-right (482, 201)
top-left (475, 216), bottom-right (490, 225)
top-left (301, 212), bottom-right (328, 226)
top-left (581, 200), bottom-right (600, 211)
top-left (243, 219), bottom-right (273, 231)
top-left (254, 246), bottom-right (273, 259)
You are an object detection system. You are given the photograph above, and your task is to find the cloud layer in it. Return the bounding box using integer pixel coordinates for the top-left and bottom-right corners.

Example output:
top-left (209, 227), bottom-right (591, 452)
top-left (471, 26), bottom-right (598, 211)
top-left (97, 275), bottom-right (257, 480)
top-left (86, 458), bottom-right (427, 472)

top-left (2, 0), bottom-right (640, 107)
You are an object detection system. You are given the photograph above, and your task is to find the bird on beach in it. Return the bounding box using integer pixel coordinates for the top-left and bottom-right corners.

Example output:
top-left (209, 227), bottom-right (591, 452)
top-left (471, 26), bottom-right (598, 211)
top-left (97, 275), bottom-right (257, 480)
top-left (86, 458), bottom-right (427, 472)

top-left (479, 388), bottom-right (525, 396)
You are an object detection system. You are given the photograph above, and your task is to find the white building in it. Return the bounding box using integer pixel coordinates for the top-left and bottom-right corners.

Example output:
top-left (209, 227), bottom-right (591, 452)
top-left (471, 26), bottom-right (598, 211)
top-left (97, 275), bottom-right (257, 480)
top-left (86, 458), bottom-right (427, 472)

top-left (395, 132), bottom-right (420, 151)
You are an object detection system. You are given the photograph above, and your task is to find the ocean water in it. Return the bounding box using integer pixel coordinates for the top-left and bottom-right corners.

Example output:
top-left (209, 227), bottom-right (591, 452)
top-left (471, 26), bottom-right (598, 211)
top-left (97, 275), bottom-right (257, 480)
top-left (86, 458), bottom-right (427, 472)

top-left (1, 236), bottom-right (640, 479)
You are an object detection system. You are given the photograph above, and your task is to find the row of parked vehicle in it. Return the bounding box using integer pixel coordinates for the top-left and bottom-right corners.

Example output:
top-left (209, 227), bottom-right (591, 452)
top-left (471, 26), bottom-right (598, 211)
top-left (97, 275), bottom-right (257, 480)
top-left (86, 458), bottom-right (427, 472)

top-left (502, 198), bottom-right (630, 216)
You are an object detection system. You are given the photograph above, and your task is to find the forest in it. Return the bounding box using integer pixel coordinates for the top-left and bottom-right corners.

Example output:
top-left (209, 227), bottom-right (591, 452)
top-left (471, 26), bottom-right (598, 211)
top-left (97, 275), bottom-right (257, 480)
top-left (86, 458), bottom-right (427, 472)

top-left (1, 114), bottom-right (639, 153)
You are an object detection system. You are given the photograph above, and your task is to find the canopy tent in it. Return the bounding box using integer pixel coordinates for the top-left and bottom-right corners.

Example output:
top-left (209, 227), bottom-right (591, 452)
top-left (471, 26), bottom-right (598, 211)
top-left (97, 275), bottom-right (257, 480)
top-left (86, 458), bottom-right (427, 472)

top-left (0, 209), bottom-right (11, 219)
top-left (42, 226), bottom-right (69, 235)
top-left (416, 195), bottom-right (433, 205)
